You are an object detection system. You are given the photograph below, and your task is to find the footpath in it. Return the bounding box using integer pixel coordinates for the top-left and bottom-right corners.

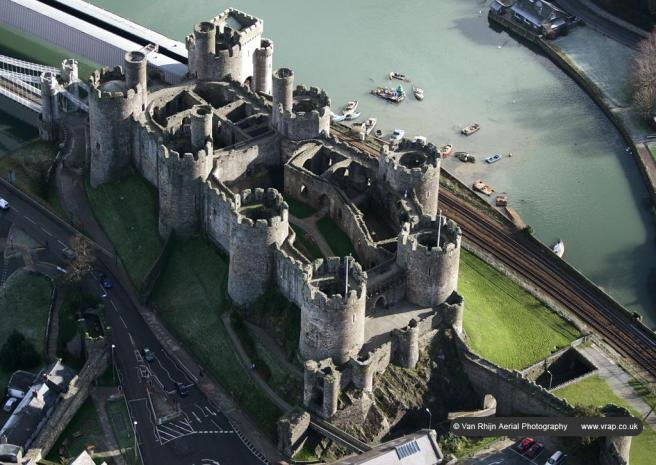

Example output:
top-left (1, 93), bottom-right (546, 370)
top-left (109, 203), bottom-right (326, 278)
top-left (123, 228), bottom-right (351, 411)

top-left (54, 126), bottom-right (284, 463)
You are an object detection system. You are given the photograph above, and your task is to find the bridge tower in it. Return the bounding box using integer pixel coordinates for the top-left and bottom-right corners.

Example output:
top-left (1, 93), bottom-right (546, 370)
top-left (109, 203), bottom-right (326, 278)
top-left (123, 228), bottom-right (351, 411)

top-left (38, 71), bottom-right (60, 141)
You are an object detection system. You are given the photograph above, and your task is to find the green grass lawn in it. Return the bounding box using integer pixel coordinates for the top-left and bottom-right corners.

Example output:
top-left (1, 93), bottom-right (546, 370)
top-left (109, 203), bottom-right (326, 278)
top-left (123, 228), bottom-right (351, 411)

top-left (86, 176), bottom-right (162, 287)
top-left (649, 143), bottom-right (656, 162)
top-left (554, 375), bottom-right (656, 465)
top-left (460, 250), bottom-right (580, 370)
top-left (47, 398), bottom-right (108, 465)
top-left (286, 198), bottom-right (317, 219)
top-left (0, 140), bottom-right (67, 218)
top-left (316, 216), bottom-right (357, 258)
top-left (291, 224), bottom-right (323, 260)
top-left (0, 270), bottom-right (53, 388)
top-left (150, 238), bottom-right (281, 437)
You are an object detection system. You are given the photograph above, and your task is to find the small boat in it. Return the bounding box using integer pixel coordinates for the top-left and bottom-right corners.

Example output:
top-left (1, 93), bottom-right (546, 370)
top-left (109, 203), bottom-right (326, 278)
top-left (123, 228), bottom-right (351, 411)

top-left (495, 195), bottom-right (508, 207)
top-left (455, 152), bottom-right (476, 163)
top-left (343, 112), bottom-right (361, 121)
top-left (374, 129), bottom-right (383, 138)
top-left (414, 135), bottom-right (427, 145)
top-left (439, 144), bottom-right (453, 157)
top-left (461, 123), bottom-right (481, 136)
top-left (389, 71), bottom-right (409, 81)
top-left (390, 128), bottom-right (405, 143)
top-left (473, 179), bottom-right (494, 196)
top-left (371, 86), bottom-right (405, 103)
top-left (343, 100), bottom-right (359, 115)
top-left (552, 239), bottom-right (565, 258)
top-left (361, 117), bottom-right (377, 135)
top-left (413, 86), bottom-right (424, 101)
top-left (485, 153), bottom-right (502, 164)
top-left (332, 113), bottom-right (347, 122)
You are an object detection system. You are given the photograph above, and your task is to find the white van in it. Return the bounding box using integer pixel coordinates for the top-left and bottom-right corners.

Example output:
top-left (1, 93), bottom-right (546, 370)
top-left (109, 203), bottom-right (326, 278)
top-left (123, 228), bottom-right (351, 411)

top-left (545, 451), bottom-right (565, 465)
top-left (0, 198), bottom-right (9, 210)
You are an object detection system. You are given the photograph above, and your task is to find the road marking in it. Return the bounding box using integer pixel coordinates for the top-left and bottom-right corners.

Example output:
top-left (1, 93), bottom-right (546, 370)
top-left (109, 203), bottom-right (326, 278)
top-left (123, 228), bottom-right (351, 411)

top-left (205, 406), bottom-right (217, 417)
top-left (11, 206), bottom-right (19, 213)
top-left (193, 411), bottom-right (201, 423)
top-left (120, 315), bottom-right (127, 328)
top-left (23, 215), bottom-right (36, 224)
top-left (57, 239), bottom-right (66, 248)
top-left (128, 333), bottom-right (135, 347)
top-left (41, 227), bottom-right (52, 237)
top-left (110, 300), bottom-right (118, 312)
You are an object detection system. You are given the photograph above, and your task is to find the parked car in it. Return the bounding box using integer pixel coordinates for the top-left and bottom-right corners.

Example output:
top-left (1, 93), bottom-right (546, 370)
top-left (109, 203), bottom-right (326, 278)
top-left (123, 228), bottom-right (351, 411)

top-left (176, 382), bottom-right (189, 397)
top-left (525, 442), bottom-right (545, 458)
top-left (516, 437), bottom-right (535, 452)
top-left (143, 347), bottom-right (156, 363)
top-left (3, 397), bottom-right (18, 413)
top-left (98, 273), bottom-right (113, 289)
top-left (62, 247), bottom-right (76, 261)
top-left (545, 451), bottom-right (566, 465)
top-left (0, 198), bottom-right (9, 210)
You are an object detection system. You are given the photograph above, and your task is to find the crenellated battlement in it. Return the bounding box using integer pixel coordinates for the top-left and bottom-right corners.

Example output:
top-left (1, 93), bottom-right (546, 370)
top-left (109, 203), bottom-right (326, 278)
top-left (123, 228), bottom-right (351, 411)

top-left (88, 67), bottom-right (145, 101)
top-left (231, 188), bottom-right (289, 229)
top-left (398, 215), bottom-right (462, 256)
top-left (215, 8), bottom-right (263, 43)
top-left (303, 257), bottom-right (367, 308)
top-left (159, 142), bottom-right (212, 168)
top-left (380, 144), bottom-right (440, 174)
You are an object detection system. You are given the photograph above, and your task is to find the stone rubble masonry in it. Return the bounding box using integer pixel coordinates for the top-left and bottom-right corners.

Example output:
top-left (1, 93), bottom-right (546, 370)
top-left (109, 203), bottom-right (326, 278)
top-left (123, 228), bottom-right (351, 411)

top-left (227, 187), bottom-right (290, 306)
top-left (277, 408), bottom-right (311, 457)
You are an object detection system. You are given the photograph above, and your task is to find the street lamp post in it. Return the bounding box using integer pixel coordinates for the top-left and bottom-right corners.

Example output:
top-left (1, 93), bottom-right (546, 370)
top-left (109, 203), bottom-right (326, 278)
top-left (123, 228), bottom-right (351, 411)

top-left (425, 408), bottom-right (432, 430)
top-left (546, 369), bottom-right (553, 390)
top-left (133, 420), bottom-right (138, 464)
top-left (111, 344), bottom-right (116, 385)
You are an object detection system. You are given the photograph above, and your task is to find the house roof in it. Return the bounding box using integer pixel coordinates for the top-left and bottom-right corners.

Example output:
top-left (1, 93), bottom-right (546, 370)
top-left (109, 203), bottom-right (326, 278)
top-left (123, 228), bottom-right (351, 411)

top-left (332, 430), bottom-right (443, 465)
top-left (70, 450), bottom-right (106, 465)
top-left (511, 0), bottom-right (568, 25)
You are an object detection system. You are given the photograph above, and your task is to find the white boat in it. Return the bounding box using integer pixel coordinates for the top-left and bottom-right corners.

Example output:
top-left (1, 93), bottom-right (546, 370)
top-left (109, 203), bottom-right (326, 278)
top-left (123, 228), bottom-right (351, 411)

top-left (485, 153), bottom-right (502, 164)
top-left (390, 128), bottom-right (405, 142)
top-left (389, 71), bottom-right (409, 81)
top-left (552, 239), bottom-right (565, 258)
top-left (332, 113), bottom-right (347, 122)
top-left (344, 111), bottom-right (361, 121)
top-left (413, 135), bottom-right (427, 145)
top-left (413, 86), bottom-right (424, 101)
top-left (343, 100), bottom-right (359, 115)
top-left (362, 117), bottom-right (377, 135)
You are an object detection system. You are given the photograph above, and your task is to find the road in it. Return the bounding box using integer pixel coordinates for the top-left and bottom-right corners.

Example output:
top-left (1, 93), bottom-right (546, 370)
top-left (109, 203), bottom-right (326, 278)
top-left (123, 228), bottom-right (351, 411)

top-left (554, 0), bottom-right (646, 49)
top-left (0, 182), bottom-right (266, 465)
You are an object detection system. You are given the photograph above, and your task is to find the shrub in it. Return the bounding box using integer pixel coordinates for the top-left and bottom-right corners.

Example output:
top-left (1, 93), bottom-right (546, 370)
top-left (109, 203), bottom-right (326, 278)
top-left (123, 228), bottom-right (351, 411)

top-left (0, 331), bottom-right (41, 372)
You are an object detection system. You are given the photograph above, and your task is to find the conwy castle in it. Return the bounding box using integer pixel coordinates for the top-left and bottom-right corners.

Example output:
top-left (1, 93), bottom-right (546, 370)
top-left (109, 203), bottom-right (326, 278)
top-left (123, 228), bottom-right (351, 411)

top-left (36, 8), bottom-right (632, 463)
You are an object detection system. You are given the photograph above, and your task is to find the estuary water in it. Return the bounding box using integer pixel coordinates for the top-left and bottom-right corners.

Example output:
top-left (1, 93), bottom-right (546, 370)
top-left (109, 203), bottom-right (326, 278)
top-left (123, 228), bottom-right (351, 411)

top-left (1, 0), bottom-right (655, 324)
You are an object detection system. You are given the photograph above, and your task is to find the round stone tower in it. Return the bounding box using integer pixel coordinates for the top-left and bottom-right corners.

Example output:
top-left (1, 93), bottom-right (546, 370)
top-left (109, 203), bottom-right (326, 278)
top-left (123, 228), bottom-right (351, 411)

top-left (38, 71), bottom-right (59, 141)
top-left (188, 21), bottom-right (216, 80)
top-left (253, 38), bottom-right (273, 94)
top-left (190, 104), bottom-right (213, 152)
top-left (378, 141), bottom-right (441, 218)
top-left (157, 135), bottom-right (213, 238)
top-left (227, 188), bottom-right (290, 306)
top-left (272, 68), bottom-right (294, 115)
top-left (88, 52), bottom-right (147, 187)
top-left (300, 257), bottom-right (367, 365)
top-left (396, 216), bottom-right (462, 307)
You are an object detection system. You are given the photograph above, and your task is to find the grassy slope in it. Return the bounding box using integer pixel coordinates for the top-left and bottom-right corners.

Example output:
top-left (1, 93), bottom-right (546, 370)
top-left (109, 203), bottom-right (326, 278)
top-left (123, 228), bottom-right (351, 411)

top-left (287, 198), bottom-right (317, 219)
top-left (150, 238), bottom-right (281, 437)
top-left (86, 176), bottom-right (162, 287)
top-left (291, 224), bottom-right (323, 260)
top-left (0, 140), bottom-right (66, 217)
top-left (316, 216), bottom-right (357, 258)
top-left (460, 250), bottom-right (580, 370)
top-left (0, 270), bottom-right (53, 388)
top-left (554, 375), bottom-right (656, 465)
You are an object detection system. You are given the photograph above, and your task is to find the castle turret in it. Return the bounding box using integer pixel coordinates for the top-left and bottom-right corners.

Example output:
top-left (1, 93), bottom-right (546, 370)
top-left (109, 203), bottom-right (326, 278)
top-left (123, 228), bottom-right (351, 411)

top-left (396, 216), bottom-right (462, 307)
top-left (300, 257), bottom-right (366, 364)
top-left (157, 127), bottom-right (213, 237)
top-left (272, 72), bottom-right (331, 141)
top-left (227, 188), bottom-right (289, 306)
top-left (253, 38), bottom-right (273, 94)
top-left (61, 59), bottom-right (78, 84)
top-left (38, 71), bottom-right (59, 141)
top-left (190, 104), bottom-right (213, 152)
top-left (378, 141), bottom-right (441, 219)
top-left (88, 52), bottom-right (148, 187)
top-left (394, 319), bottom-right (420, 369)
top-left (189, 21), bottom-right (216, 79)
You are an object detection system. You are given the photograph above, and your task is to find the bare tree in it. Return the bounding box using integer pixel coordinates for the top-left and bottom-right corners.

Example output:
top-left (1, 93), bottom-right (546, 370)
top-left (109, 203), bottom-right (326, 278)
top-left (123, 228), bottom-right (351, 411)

top-left (632, 28), bottom-right (656, 117)
top-left (65, 235), bottom-right (95, 283)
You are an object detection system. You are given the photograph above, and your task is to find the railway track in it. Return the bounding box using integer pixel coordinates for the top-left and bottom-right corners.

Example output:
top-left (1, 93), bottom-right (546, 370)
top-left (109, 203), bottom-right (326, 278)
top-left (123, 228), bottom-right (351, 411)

top-left (330, 126), bottom-right (656, 381)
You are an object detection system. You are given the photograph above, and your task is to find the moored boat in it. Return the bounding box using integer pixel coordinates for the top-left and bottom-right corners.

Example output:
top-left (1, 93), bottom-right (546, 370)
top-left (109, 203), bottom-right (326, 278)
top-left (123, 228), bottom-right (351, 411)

top-left (371, 85), bottom-right (405, 103)
top-left (484, 153), bottom-right (502, 164)
top-left (361, 117), bottom-right (377, 135)
top-left (374, 129), bottom-right (383, 138)
top-left (438, 144), bottom-right (453, 157)
top-left (461, 123), bottom-right (481, 136)
top-left (390, 128), bottom-right (405, 143)
top-left (473, 179), bottom-right (494, 196)
top-left (455, 151), bottom-right (476, 163)
top-left (413, 135), bottom-right (427, 145)
top-left (552, 239), bottom-right (565, 258)
top-left (343, 100), bottom-right (359, 115)
top-left (331, 112), bottom-right (347, 122)
top-left (413, 86), bottom-right (424, 101)
top-left (389, 71), bottom-right (409, 81)
top-left (344, 111), bottom-right (361, 121)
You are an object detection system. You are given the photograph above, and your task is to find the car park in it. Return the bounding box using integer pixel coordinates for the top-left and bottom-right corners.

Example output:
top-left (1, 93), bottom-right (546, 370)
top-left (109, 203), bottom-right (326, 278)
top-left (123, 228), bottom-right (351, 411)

top-left (143, 347), bottom-right (156, 363)
top-left (516, 437), bottom-right (535, 452)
